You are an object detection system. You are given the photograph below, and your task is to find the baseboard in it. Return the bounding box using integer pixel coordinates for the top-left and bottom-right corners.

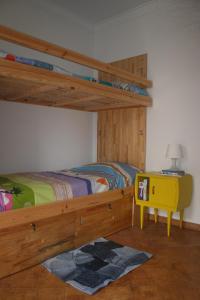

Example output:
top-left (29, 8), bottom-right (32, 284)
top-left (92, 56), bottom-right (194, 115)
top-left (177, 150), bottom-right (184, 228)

top-left (148, 213), bottom-right (200, 232)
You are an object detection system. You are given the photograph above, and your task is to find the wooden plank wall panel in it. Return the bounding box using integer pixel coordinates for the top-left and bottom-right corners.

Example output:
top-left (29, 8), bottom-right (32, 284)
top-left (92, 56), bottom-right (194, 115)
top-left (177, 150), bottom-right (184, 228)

top-left (97, 108), bottom-right (146, 169)
top-left (98, 54), bottom-right (148, 169)
top-left (99, 54), bottom-right (147, 83)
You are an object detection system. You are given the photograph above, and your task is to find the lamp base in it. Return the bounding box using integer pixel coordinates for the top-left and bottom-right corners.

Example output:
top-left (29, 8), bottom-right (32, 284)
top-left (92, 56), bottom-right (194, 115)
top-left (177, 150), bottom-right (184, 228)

top-left (168, 166), bottom-right (180, 172)
top-left (162, 158), bottom-right (185, 175)
top-left (170, 158), bottom-right (180, 171)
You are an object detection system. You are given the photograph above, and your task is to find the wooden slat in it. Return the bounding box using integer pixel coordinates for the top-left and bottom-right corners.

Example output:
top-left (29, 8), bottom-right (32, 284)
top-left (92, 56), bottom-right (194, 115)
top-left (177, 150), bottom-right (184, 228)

top-left (0, 25), bottom-right (152, 88)
top-left (87, 98), bottom-right (148, 111)
top-left (0, 58), bottom-right (152, 110)
top-left (9, 85), bottom-right (57, 101)
top-left (53, 95), bottom-right (103, 106)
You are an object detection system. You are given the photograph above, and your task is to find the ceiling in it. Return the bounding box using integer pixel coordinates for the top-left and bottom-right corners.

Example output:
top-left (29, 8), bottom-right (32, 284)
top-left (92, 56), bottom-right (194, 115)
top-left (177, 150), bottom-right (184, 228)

top-left (52, 0), bottom-right (151, 24)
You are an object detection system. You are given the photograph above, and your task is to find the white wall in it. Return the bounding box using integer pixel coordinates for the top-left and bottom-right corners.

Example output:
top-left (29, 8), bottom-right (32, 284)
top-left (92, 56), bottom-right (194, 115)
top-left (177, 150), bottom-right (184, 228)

top-left (0, 0), bottom-right (95, 173)
top-left (94, 0), bottom-right (200, 224)
top-left (0, 101), bottom-right (93, 172)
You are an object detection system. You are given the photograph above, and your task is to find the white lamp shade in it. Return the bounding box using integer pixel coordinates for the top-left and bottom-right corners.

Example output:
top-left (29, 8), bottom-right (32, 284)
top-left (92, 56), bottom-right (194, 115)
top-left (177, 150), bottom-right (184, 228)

top-left (166, 144), bottom-right (183, 159)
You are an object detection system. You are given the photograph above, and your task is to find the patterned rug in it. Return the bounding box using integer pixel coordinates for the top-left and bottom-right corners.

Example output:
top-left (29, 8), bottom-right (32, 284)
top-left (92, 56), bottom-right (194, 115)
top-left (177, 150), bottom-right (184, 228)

top-left (42, 238), bottom-right (152, 295)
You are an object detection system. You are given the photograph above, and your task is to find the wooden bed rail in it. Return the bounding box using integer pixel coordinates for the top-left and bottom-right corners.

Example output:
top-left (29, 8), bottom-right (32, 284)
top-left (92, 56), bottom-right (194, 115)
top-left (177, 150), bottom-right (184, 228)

top-left (0, 187), bottom-right (134, 230)
top-left (0, 25), bottom-right (152, 88)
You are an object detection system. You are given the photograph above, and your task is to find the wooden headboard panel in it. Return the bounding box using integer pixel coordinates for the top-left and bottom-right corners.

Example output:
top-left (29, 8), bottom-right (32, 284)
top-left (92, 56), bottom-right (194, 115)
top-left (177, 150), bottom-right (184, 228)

top-left (97, 54), bottom-right (148, 170)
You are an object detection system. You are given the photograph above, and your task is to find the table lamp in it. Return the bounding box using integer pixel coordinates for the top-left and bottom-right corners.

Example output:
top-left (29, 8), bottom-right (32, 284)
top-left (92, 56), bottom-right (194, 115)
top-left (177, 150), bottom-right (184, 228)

top-left (166, 143), bottom-right (183, 171)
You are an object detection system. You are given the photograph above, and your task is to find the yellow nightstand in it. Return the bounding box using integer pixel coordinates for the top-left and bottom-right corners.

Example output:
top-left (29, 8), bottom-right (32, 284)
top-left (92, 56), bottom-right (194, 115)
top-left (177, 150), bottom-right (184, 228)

top-left (135, 172), bottom-right (193, 236)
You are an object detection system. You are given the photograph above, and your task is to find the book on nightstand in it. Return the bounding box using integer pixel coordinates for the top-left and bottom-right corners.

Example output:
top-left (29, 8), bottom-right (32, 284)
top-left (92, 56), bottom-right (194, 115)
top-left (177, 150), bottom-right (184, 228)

top-left (161, 169), bottom-right (185, 176)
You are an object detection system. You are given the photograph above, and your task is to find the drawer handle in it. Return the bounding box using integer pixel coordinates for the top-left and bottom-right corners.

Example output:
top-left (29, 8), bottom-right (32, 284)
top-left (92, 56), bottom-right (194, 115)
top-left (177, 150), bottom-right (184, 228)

top-left (108, 203), bottom-right (112, 210)
top-left (152, 186), bottom-right (155, 195)
top-left (80, 216), bottom-right (84, 225)
top-left (31, 223), bottom-right (37, 231)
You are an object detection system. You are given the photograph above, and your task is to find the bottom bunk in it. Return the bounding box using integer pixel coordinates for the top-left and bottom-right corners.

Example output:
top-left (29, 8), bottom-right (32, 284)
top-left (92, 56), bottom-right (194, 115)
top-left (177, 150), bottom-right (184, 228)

top-left (0, 186), bottom-right (135, 279)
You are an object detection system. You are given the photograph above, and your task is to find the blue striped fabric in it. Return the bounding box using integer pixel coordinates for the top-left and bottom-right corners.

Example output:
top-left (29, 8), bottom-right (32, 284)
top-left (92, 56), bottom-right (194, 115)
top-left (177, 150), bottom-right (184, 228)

top-left (70, 162), bottom-right (139, 190)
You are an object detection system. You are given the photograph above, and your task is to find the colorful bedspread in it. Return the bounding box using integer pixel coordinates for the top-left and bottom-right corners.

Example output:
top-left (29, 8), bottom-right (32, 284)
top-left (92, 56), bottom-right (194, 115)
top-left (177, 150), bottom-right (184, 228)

top-left (0, 49), bottom-right (148, 96)
top-left (0, 162), bottom-right (139, 212)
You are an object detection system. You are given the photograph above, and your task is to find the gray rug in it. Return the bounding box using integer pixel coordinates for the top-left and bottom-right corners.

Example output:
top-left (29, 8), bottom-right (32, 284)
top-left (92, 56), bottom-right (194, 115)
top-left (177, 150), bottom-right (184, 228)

top-left (42, 237), bottom-right (152, 295)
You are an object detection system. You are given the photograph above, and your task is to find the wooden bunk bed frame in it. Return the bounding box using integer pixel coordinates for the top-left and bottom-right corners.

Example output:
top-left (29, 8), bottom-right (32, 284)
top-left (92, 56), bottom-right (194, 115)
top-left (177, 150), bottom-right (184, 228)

top-left (0, 25), bottom-right (152, 111)
top-left (0, 25), bottom-right (151, 279)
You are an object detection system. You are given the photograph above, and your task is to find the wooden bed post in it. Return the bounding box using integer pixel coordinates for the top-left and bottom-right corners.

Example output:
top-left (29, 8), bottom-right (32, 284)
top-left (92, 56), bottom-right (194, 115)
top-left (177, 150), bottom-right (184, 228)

top-left (97, 107), bottom-right (146, 170)
top-left (97, 54), bottom-right (148, 226)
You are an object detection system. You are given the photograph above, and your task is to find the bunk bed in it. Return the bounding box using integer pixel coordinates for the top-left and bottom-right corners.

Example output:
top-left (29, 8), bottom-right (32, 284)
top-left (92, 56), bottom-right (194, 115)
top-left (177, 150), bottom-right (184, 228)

top-left (0, 25), bottom-right (152, 111)
top-left (0, 25), bottom-right (152, 279)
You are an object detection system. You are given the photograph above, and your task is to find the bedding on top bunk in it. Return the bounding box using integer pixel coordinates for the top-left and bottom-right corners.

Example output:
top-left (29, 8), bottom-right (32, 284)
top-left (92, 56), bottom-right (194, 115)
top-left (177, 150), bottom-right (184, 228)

top-left (0, 49), bottom-right (148, 96)
top-left (0, 162), bottom-right (139, 212)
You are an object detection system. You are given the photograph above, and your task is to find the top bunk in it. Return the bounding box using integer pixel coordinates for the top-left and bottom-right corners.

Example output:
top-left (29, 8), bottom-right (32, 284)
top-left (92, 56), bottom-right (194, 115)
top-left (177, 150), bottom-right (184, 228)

top-left (0, 25), bottom-right (152, 112)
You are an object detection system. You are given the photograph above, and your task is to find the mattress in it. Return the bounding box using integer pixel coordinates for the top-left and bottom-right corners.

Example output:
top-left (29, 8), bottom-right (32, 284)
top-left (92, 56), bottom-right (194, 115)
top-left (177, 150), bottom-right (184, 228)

top-left (0, 162), bottom-right (139, 212)
top-left (0, 49), bottom-right (148, 96)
